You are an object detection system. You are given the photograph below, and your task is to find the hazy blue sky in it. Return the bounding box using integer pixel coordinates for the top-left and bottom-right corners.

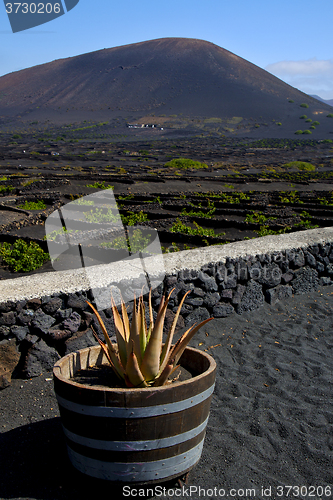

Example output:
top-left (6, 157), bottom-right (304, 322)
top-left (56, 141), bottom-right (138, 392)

top-left (1, 0), bottom-right (333, 99)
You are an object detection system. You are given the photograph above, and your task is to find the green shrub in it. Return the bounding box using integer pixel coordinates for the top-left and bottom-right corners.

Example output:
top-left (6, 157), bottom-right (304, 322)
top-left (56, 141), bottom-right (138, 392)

top-left (219, 192), bottom-right (250, 204)
top-left (245, 212), bottom-right (276, 224)
top-left (300, 115), bottom-right (307, 119)
top-left (44, 227), bottom-right (72, 241)
top-left (22, 180), bottom-right (35, 187)
top-left (305, 119), bottom-right (312, 123)
top-left (302, 130), bottom-right (312, 134)
top-left (117, 167), bottom-right (127, 174)
top-left (72, 197), bottom-right (95, 206)
top-left (255, 226), bottom-right (290, 237)
top-left (84, 208), bottom-right (119, 223)
top-left (18, 200), bottom-right (46, 210)
top-left (84, 208), bottom-right (149, 225)
top-left (170, 218), bottom-right (216, 237)
top-left (282, 161), bottom-right (315, 171)
top-left (161, 243), bottom-right (181, 253)
top-left (300, 103), bottom-right (309, 108)
top-left (295, 130), bottom-right (303, 135)
top-left (0, 185), bottom-right (14, 193)
top-left (85, 181), bottom-right (114, 190)
top-left (327, 114), bottom-right (333, 118)
top-left (100, 228), bottom-right (152, 253)
top-left (0, 239), bottom-right (49, 272)
top-left (279, 190), bottom-right (304, 203)
top-left (164, 158), bottom-right (208, 170)
top-left (116, 194), bottom-right (134, 201)
top-left (121, 211), bottom-right (148, 226)
top-left (0, 183), bottom-right (6, 191)
top-left (312, 121), bottom-right (320, 126)
top-left (318, 195), bottom-right (333, 206)
top-left (181, 201), bottom-right (216, 218)
top-left (150, 196), bottom-right (162, 205)
top-left (294, 211), bottom-right (319, 229)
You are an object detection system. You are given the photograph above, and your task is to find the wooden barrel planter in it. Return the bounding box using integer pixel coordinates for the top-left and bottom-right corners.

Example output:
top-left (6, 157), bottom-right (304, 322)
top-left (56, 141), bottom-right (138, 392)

top-left (53, 344), bottom-right (216, 484)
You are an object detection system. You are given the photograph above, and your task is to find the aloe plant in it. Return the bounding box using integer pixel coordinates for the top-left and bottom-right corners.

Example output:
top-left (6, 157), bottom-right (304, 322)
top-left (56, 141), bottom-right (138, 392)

top-left (87, 289), bottom-right (213, 388)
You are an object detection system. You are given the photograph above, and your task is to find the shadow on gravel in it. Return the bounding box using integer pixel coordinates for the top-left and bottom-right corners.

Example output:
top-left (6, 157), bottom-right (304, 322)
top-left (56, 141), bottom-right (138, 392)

top-left (0, 418), bottom-right (184, 500)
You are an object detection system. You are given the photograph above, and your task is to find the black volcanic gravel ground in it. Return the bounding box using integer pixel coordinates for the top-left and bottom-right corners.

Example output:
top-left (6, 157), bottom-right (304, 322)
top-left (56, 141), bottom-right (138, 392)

top-left (1, 285), bottom-right (333, 500)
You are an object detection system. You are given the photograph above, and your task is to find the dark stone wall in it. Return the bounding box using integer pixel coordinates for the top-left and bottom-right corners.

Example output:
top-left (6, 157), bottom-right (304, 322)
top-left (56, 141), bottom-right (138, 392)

top-left (1, 241), bottom-right (333, 386)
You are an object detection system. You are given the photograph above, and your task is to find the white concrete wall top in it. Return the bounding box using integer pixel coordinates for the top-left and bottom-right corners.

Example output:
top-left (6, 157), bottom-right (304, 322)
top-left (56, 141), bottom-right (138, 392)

top-left (0, 227), bottom-right (333, 304)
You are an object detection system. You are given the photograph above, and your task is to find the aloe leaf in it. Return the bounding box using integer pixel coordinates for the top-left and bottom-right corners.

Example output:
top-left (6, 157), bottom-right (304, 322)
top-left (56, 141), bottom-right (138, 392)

top-left (126, 343), bottom-right (147, 387)
top-left (170, 317), bottom-right (214, 366)
top-left (157, 293), bottom-right (165, 315)
top-left (139, 297), bottom-right (147, 358)
top-left (169, 364), bottom-right (181, 378)
top-left (110, 295), bottom-right (126, 337)
top-left (120, 298), bottom-right (130, 343)
top-left (155, 362), bottom-right (182, 386)
top-left (146, 289), bottom-right (154, 344)
top-left (86, 301), bottom-right (116, 353)
top-left (114, 325), bottom-right (128, 371)
top-left (146, 321), bottom-right (152, 344)
top-left (148, 288), bottom-right (154, 332)
top-left (110, 296), bottom-right (128, 369)
top-left (86, 301), bottom-right (125, 378)
top-left (140, 289), bottom-right (174, 382)
top-left (153, 359), bottom-right (175, 386)
top-left (160, 289), bottom-right (191, 372)
top-left (91, 327), bottom-right (122, 380)
top-left (129, 296), bottom-right (142, 364)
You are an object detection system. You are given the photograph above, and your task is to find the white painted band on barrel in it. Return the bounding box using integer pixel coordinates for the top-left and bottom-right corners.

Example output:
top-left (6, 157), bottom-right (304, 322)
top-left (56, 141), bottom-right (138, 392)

top-left (56, 383), bottom-right (215, 418)
top-left (67, 440), bottom-right (204, 482)
top-left (62, 415), bottom-right (209, 451)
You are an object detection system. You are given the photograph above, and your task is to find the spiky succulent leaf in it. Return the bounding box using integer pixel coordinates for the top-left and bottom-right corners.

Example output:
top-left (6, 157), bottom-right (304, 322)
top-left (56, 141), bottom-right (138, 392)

top-left (146, 323), bottom-right (152, 345)
top-left (140, 289), bottom-right (174, 382)
top-left (154, 359), bottom-right (175, 386)
top-left (126, 344), bottom-right (147, 387)
top-left (91, 328), bottom-right (122, 379)
top-left (148, 288), bottom-right (154, 332)
top-left (110, 295), bottom-right (126, 340)
top-left (157, 294), bottom-right (165, 315)
top-left (86, 301), bottom-right (125, 379)
top-left (170, 317), bottom-right (214, 366)
top-left (120, 299), bottom-right (130, 343)
top-left (129, 296), bottom-right (143, 364)
top-left (109, 296), bottom-right (128, 369)
top-left (139, 297), bottom-right (147, 358)
top-left (159, 290), bottom-right (191, 373)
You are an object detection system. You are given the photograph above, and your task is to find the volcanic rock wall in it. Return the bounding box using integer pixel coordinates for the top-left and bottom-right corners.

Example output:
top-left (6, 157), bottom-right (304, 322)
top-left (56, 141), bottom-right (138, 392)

top-left (1, 227), bottom-right (333, 388)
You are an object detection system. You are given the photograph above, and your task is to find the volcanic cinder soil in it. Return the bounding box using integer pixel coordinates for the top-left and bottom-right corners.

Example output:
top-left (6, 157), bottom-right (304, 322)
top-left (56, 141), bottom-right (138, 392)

top-left (0, 132), bottom-right (333, 280)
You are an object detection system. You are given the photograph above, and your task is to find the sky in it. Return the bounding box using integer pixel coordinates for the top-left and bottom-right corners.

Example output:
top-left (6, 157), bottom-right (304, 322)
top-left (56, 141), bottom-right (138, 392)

top-left (1, 0), bottom-right (333, 99)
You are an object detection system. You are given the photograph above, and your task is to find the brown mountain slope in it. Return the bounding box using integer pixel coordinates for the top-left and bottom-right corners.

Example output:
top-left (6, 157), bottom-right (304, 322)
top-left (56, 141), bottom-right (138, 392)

top-left (0, 38), bottom-right (332, 136)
